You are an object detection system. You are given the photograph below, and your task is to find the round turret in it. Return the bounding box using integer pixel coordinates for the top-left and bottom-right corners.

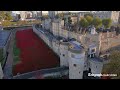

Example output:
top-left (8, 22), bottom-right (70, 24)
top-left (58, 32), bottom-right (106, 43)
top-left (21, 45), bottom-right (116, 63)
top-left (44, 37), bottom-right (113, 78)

top-left (90, 26), bottom-right (97, 35)
top-left (88, 57), bottom-right (103, 76)
top-left (68, 41), bottom-right (85, 79)
top-left (52, 38), bottom-right (60, 56)
top-left (59, 40), bottom-right (69, 67)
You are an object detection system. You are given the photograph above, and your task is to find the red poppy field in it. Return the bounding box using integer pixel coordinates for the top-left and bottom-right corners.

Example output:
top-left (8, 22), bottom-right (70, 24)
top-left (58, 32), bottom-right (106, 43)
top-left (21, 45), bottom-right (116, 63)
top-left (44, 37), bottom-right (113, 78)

top-left (13, 29), bottom-right (59, 75)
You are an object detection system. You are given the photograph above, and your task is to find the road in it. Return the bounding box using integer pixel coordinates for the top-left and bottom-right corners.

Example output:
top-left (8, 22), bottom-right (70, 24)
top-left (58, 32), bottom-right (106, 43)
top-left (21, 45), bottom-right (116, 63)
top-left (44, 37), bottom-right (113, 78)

top-left (3, 30), bottom-right (15, 79)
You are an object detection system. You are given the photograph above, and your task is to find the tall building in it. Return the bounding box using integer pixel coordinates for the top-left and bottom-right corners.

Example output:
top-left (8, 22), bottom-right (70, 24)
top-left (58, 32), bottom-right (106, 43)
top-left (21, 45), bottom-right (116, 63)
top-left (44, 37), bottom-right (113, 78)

top-left (52, 19), bottom-right (64, 36)
top-left (93, 11), bottom-right (120, 25)
top-left (26, 11), bottom-right (33, 18)
top-left (31, 11), bottom-right (38, 18)
top-left (11, 11), bottom-right (21, 21)
top-left (48, 11), bottom-right (56, 18)
top-left (36, 11), bottom-right (42, 17)
top-left (20, 11), bottom-right (27, 20)
top-left (48, 11), bottom-right (66, 18)
top-left (78, 12), bottom-right (90, 21)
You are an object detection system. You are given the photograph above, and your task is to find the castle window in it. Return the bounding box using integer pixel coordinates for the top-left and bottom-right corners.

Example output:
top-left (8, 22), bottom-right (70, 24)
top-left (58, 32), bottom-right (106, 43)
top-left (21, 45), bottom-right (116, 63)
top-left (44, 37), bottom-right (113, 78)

top-left (96, 66), bottom-right (97, 68)
top-left (91, 49), bottom-right (95, 53)
top-left (71, 54), bottom-right (75, 58)
top-left (63, 54), bottom-right (65, 57)
top-left (73, 64), bottom-right (77, 67)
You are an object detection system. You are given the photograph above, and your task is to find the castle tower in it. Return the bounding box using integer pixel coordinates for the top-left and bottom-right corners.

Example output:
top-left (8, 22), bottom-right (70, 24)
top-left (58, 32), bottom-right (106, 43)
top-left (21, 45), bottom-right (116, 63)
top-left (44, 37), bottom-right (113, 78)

top-left (52, 39), bottom-right (60, 56)
top-left (87, 43), bottom-right (103, 78)
top-left (68, 41), bottom-right (85, 79)
top-left (88, 57), bottom-right (103, 77)
top-left (59, 40), bottom-right (69, 67)
top-left (88, 44), bottom-right (97, 58)
top-left (90, 26), bottom-right (97, 35)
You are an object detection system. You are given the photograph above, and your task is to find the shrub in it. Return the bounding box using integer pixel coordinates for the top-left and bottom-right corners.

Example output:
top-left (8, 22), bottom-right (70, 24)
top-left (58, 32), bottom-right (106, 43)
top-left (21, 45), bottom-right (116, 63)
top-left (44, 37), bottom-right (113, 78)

top-left (2, 20), bottom-right (11, 27)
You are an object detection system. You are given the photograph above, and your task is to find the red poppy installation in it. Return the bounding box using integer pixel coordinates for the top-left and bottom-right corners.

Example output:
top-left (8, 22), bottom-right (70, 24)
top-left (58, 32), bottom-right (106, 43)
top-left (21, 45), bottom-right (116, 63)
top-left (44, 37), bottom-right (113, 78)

top-left (13, 29), bottom-right (59, 75)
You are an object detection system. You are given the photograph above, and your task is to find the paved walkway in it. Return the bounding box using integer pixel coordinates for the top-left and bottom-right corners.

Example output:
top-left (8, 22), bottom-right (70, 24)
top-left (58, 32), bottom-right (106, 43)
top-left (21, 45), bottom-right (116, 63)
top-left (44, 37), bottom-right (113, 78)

top-left (3, 30), bottom-right (15, 79)
top-left (3, 27), bottom-right (32, 79)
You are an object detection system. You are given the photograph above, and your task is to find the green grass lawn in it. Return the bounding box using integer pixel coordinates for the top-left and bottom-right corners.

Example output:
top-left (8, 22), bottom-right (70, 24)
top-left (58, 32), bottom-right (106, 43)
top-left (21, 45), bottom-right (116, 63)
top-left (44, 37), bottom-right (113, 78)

top-left (13, 41), bottom-right (20, 56)
top-left (13, 40), bottom-right (21, 66)
top-left (13, 56), bottom-right (21, 66)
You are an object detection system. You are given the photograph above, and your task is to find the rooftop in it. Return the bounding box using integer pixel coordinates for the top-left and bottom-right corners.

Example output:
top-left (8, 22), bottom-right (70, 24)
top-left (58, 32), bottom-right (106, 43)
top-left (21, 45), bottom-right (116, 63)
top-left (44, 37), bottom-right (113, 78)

top-left (0, 30), bottom-right (11, 48)
top-left (69, 41), bottom-right (82, 50)
top-left (88, 57), bottom-right (103, 62)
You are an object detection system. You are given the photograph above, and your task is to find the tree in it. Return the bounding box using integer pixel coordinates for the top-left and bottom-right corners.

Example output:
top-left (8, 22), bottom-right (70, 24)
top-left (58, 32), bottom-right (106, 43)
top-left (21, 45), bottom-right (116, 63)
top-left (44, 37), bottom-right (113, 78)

top-left (79, 18), bottom-right (89, 28)
top-left (58, 13), bottom-right (64, 18)
top-left (18, 14), bottom-right (21, 20)
top-left (55, 14), bottom-right (59, 19)
top-left (0, 11), bottom-right (13, 21)
top-left (68, 17), bottom-right (72, 25)
top-left (102, 18), bottom-right (112, 29)
top-left (2, 20), bottom-right (11, 27)
top-left (85, 16), bottom-right (93, 26)
top-left (0, 11), bottom-right (6, 21)
top-left (43, 15), bottom-right (49, 19)
top-left (5, 12), bottom-right (13, 21)
top-left (102, 50), bottom-right (120, 79)
top-left (84, 13), bottom-right (93, 18)
top-left (92, 17), bottom-right (102, 28)
top-left (0, 16), bottom-right (2, 21)
top-left (68, 12), bottom-right (71, 15)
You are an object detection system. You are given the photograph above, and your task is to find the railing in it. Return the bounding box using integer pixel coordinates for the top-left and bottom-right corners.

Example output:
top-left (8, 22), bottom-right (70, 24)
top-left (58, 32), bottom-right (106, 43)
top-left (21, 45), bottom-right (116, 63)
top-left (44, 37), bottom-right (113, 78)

top-left (1, 53), bottom-right (8, 70)
top-left (3, 25), bottom-right (32, 30)
top-left (12, 66), bottom-right (68, 79)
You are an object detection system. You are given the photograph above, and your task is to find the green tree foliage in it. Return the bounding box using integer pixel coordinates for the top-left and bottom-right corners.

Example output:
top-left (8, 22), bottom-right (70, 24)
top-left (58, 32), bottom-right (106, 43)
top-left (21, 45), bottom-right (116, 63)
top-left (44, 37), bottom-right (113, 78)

top-left (0, 11), bottom-right (6, 21)
top-left (5, 12), bottom-right (13, 21)
top-left (17, 20), bottom-right (28, 26)
top-left (85, 16), bottom-right (93, 26)
top-left (0, 11), bottom-right (13, 21)
top-left (79, 18), bottom-right (89, 28)
top-left (84, 13), bottom-right (93, 18)
top-left (55, 14), bottom-right (59, 19)
top-left (43, 15), bottom-right (49, 19)
top-left (58, 13), bottom-right (64, 18)
top-left (68, 17), bottom-right (72, 24)
top-left (2, 20), bottom-right (11, 27)
top-left (102, 18), bottom-right (112, 29)
top-left (92, 17), bottom-right (102, 28)
top-left (102, 50), bottom-right (120, 79)
top-left (0, 11), bottom-right (13, 27)
top-left (68, 12), bottom-right (71, 15)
